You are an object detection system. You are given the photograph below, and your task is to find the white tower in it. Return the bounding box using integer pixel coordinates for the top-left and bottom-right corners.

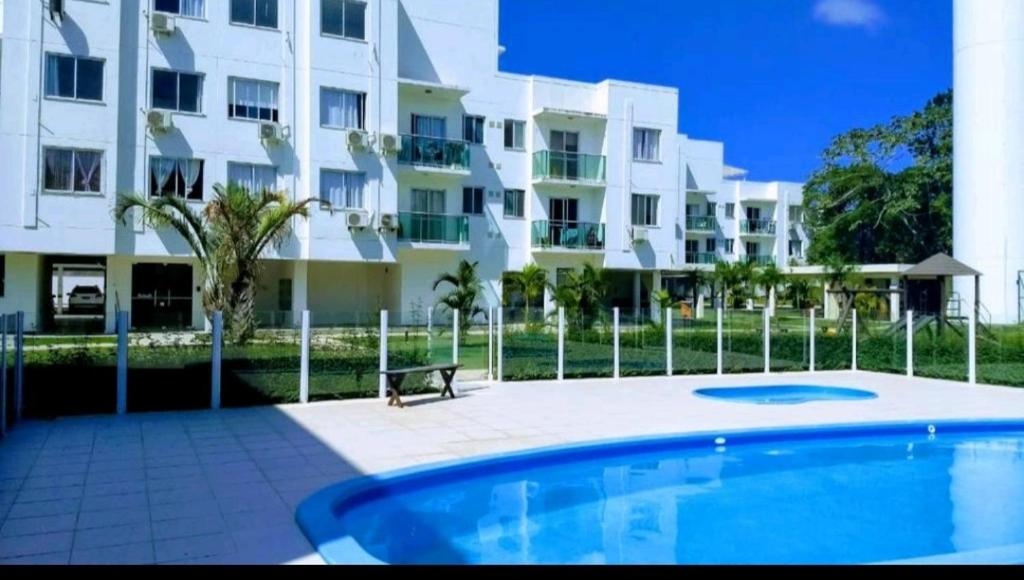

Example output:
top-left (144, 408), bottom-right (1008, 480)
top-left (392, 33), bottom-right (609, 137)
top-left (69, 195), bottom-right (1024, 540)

top-left (953, 0), bottom-right (1024, 324)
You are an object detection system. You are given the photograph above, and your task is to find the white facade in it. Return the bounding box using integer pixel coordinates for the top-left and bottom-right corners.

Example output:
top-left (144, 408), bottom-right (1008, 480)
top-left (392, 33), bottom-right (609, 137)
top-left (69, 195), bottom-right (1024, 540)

top-left (953, 0), bottom-right (1024, 324)
top-left (0, 0), bottom-right (803, 332)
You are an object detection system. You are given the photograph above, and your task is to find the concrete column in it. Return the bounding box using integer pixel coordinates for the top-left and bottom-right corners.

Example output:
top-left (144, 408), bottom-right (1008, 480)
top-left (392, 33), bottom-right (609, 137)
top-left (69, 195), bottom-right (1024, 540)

top-left (116, 312), bottom-right (128, 415)
top-left (890, 278), bottom-right (902, 323)
top-left (633, 272), bottom-right (643, 319)
top-left (105, 256), bottom-right (133, 334)
top-left (291, 261), bottom-right (309, 328)
top-left (543, 274), bottom-right (556, 318)
top-left (191, 261), bottom-right (207, 331)
top-left (211, 312), bottom-right (223, 410)
top-left (696, 293), bottom-right (705, 320)
top-left (651, 271), bottom-right (663, 321)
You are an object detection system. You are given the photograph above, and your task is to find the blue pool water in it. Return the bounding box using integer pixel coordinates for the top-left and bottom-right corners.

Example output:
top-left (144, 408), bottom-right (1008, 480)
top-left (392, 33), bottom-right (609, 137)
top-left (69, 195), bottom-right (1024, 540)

top-left (296, 421), bottom-right (1024, 564)
top-left (694, 385), bottom-right (878, 405)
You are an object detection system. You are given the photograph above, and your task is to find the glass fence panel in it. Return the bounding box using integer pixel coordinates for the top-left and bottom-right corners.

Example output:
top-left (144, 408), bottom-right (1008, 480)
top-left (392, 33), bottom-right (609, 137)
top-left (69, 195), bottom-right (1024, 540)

top-left (309, 311), bottom-right (382, 401)
top-left (564, 311), bottom-right (614, 380)
top-left (21, 331), bottom-right (117, 418)
top-left (619, 310), bottom-right (665, 377)
top-left (978, 324), bottom-right (1024, 387)
top-left (857, 309), bottom-right (907, 375)
top-left (769, 308), bottom-right (809, 372)
top-left (127, 327), bottom-right (212, 413)
top-left (815, 312), bottom-right (854, 371)
top-left (502, 307), bottom-right (557, 382)
top-left (222, 324), bottom-right (302, 408)
top-left (723, 308), bottom-right (764, 374)
top-left (672, 307), bottom-right (718, 375)
top-left (913, 317), bottom-right (969, 383)
top-left (461, 310), bottom-right (493, 380)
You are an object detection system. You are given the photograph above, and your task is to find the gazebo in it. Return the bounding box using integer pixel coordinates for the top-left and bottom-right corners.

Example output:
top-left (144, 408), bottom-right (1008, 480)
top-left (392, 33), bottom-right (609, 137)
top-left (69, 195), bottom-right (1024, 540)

top-left (901, 253), bottom-right (982, 332)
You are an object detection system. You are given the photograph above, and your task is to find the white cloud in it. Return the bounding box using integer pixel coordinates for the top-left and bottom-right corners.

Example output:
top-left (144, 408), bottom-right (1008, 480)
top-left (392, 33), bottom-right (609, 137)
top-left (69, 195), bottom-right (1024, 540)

top-left (814, 0), bottom-right (886, 29)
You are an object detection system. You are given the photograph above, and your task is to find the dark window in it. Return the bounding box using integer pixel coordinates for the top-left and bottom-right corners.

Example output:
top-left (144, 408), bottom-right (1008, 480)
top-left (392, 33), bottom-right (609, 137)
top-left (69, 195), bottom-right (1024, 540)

top-left (463, 115), bottom-right (485, 144)
top-left (504, 189), bottom-right (524, 218)
top-left (504, 120), bottom-right (525, 150)
top-left (45, 54), bottom-right (104, 101)
top-left (705, 238), bottom-right (717, 253)
top-left (322, 0), bottom-right (366, 40)
top-left (232, 0), bottom-right (278, 28)
top-left (152, 69), bottom-right (202, 112)
top-left (725, 203), bottom-right (735, 219)
top-left (154, 0), bottom-right (205, 17)
top-left (150, 158), bottom-right (205, 201)
top-left (44, 148), bottom-right (102, 193)
top-left (725, 239), bottom-right (735, 254)
top-left (462, 187), bottom-right (484, 215)
top-left (706, 202), bottom-right (717, 216)
top-left (0, 255), bottom-right (5, 298)
top-left (229, 78), bottom-right (279, 122)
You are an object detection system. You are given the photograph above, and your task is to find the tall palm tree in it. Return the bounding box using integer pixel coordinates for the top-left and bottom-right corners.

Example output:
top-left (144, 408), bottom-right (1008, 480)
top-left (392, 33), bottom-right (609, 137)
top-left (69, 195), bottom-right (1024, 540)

top-left (550, 263), bottom-right (609, 328)
top-left (757, 262), bottom-right (785, 313)
top-left (434, 260), bottom-right (485, 339)
top-left (115, 184), bottom-right (314, 344)
top-left (506, 263), bottom-right (549, 324)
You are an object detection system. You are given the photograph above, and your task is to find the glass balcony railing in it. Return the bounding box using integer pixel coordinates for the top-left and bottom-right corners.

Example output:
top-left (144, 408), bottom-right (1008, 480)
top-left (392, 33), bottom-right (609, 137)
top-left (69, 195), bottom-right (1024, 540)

top-left (686, 252), bottom-right (718, 265)
top-left (397, 212), bottom-right (469, 245)
top-left (532, 151), bottom-right (606, 184)
top-left (745, 255), bottom-right (776, 267)
top-left (740, 219), bottom-right (777, 235)
top-left (686, 216), bottom-right (718, 232)
top-left (397, 135), bottom-right (471, 171)
top-left (531, 221), bottom-right (605, 250)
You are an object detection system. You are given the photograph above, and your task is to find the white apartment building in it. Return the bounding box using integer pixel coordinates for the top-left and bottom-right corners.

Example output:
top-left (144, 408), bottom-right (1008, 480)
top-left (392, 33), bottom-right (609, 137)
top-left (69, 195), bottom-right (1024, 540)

top-left (0, 0), bottom-right (806, 333)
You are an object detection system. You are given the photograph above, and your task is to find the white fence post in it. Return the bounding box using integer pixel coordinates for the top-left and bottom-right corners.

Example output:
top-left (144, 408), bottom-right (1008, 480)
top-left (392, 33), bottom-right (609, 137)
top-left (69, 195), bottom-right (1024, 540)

top-left (14, 312), bottom-right (24, 421)
top-left (299, 310), bottom-right (310, 404)
top-left (763, 308), bottom-right (770, 374)
top-left (452, 309), bottom-right (459, 365)
top-left (557, 307), bottom-right (565, 381)
top-left (666, 307), bottom-right (673, 376)
top-left (717, 307), bottom-right (724, 375)
top-left (852, 309), bottom-right (859, 371)
top-left (1, 314), bottom-right (7, 436)
top-left (613, 308), bottom-right (620, 379)
top-left (211, 312), bottom-right (222, 410)
top-left (907, 310), bottom-right (914, 377)
top-left (497, 308), bottom-right (504, 382)
top-left (809, 308), bottom-right (816, 373)
top-left (487, 307), bottom-right (494, 382)
top-left (379, 310), bottom-right (388, 399)
top-left (116, 311), bottom-right (128, 415)
top-left (968, 307), bottom-right (977, 385)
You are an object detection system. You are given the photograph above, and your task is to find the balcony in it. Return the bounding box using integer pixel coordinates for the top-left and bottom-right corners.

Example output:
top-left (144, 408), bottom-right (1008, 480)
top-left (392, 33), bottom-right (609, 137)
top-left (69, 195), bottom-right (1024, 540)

top-left (745, 255), bottom-right (776, 267)
top-left (397, 212), bottom-right (469, 247)
top-left (532, 151), bottom-right (606, 188)
top-left (686, 216), bottom-right (718, 233)
top-left (740, 219), bottom-right (777, 236)
top-left (531, 221), bottom-right (605, 252)
top-left (397, 135), bottom-right (471, 176)
top-left (686, 252), bottom-right (718, 265)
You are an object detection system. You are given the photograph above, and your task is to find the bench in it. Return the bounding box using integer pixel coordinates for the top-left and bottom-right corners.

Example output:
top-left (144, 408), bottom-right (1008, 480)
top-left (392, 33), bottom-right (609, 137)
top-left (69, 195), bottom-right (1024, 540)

top-left (380, 364), bottom-right (461, 408)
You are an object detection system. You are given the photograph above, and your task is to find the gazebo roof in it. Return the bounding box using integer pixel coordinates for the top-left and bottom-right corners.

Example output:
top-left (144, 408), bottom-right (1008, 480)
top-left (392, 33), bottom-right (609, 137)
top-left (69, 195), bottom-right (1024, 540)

top-left (904, 253), bottom-right (981, 278)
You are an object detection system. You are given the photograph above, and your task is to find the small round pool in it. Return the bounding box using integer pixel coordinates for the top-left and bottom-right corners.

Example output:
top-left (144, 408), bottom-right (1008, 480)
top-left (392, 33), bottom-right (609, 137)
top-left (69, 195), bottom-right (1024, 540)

top-left (694, 385), bottom-right (877, 405)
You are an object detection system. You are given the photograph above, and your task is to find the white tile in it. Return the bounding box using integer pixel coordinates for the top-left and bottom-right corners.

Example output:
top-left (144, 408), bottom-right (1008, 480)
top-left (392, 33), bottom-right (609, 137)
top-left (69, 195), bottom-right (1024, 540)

top-left (72, 523), bottom-right (152, 550)
top-left (154, 532), bottom-right (236, 563)
top-left (70, 541), bottom-right (154, 565)
top-left (152, 515), bottom-right (226, 541)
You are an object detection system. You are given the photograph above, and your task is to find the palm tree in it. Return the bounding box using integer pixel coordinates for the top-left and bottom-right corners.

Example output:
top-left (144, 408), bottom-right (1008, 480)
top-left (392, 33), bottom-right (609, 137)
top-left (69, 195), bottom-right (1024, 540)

top-left (823, 256), bottom-right (860, 332)
top-left (115, 184), bottom-right (314, 344)
top-left (506, 263), bottom-right (549, 325)
top-left (756, 262), bottom-right (785, 314)
top-left (550, 263), bottom-right (609, 328)
top-left (433, 260), bottom-right (485, 340)
top-left (712, 262), bottom-right (739, 309)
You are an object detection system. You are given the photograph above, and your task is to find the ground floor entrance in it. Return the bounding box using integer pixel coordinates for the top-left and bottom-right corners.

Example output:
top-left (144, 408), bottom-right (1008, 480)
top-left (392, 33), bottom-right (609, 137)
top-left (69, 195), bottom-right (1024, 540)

top-left (130, 263), bottom-right (194, 331)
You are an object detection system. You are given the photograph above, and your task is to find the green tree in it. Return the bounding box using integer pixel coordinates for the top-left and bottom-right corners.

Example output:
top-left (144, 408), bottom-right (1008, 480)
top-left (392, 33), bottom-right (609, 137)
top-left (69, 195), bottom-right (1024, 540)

top-left (433, 260), bottom-right (485, 340)
top-left (551, 263), bottom-right (609, 326)
top-left (115, 184), bottom-right (314, 344)
top-left (504, 263), bottom-right (549, 324)
top-left (756, 262), bottom-right (785, 311)
top-left (804, 90), bottom-right (952, 264)
top-left (823, 256), bottom-right (860, 331)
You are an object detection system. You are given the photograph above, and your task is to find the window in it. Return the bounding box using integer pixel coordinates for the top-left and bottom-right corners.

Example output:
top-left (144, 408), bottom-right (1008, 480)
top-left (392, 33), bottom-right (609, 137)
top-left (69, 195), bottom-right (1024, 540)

top-left (0, 255), bottom-right (5, 298)
top-left (631, 194), bottom-right (659, 227)
top-left (411, 114), bottom-right (446, 138)
top-left (789, 239), bottom-right (804, 257)
top-left (633, 128), bottom-right (660, 162)
top-left (43, 148), bottom-right (102, 193)
top-left (504, 189), bottom-right (524, 218)
top-left (150, 157), bottom-right (204, 200)
top-left (45, 54), bottom-right (104, 101)
top-left (705, 238), bottom-right (717, 253)
top-left (725, 203), bottom-right (735, 219)
top-left (551, 130), bottom-right (579, 153)
top-left (231, 0), bottom-right (278, 28)
top-left (227, 162), bottom-right (277, 194)
top-left (746, 242), bottom-right (759, 256)
top-left (463, 115), bottom-right (485, 145)
top-left (504, 120), bottom-right (525, 150)
top-left (789, 205), bottom-right (803, 223)
top-left (706, 202), bottom-right (717, 216)
top-left (151, 69), bottom-right (202, 113)
top-left (320, 88), bottom-right (365, 130)
top-left (320, 170), bottom-right (365, 209)
top-left (463, 187), bottom-right (485, 215)
top-left (278, 279), bottom-right (292, 312)
top-left (154, 0), bottom-right (205, 17)
top-left (229, 78), bottom-right (279, 122)
top-left (322, 0), bottom-right (366, 40)
top-left (412, 189), bottom-right (445, 214)
top-left (724, 239), bottom-right (735, 254)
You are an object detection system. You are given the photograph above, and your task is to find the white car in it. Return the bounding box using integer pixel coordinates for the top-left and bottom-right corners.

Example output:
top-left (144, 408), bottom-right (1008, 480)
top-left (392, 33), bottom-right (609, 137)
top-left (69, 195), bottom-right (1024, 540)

top-left (68, 285), bottom-right (104, 312)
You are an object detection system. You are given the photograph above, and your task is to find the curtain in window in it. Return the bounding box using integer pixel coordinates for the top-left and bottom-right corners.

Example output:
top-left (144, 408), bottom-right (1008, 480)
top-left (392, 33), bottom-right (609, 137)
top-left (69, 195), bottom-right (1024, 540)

top-left (413, 115), bottom-right (445, 138)
top-left (321, 89), bottom-right (361, 128)
top-left (412, 189), bottom-right (444, 214)
top-left (228, 163), bottom-right (251, 191)
top-left (74, 151), bottom-right (102, 193)
top-left (253, 166), bottom-right (276, 193)
top-left (45, 55), bottom-right (62, 96)
top-left (45, 55), bottom-right (74, 98)
top-left (151, 158), bottom-right (178, 196)
top-left (180, 0), bottom-right (204, 17)
top-left (180, 160), bottom-right (202, 198)
top-left (344, 173), bottom-right (365, 208)
top-left (257, 83), bottom-right (278, 119)
top-left (321, 171), bottom-right (345, 207)
top-left (634, 129), bottom-right (660, 161)
top-left (45, 149), bottom-right (73, 191)
top-left (232, 79), bottom-right (256, 117)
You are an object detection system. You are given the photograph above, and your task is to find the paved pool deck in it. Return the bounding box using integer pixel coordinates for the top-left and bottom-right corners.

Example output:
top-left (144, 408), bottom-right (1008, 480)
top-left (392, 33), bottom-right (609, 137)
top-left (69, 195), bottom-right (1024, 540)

top-left (2, 370), bottom-right (1024, 564)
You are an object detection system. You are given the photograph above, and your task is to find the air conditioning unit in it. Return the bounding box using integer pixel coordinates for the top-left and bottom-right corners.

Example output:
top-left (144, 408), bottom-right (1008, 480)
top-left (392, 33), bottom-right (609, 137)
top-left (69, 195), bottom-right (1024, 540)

top-left (631, 226), bottom-right (650, 245)
top-left (146, 110), bottom-right (174, 134)
top-left (50, 0), bottom-right (66, 25)
top-left (379, 213), bottom-right (399, 231)
top-left (378, 133), bottom-right (401, 155)
top-left (346, 210), bottom-right (372, 229)
top-left (348, 130), bottom-right (370, 152)
top-left (260, 122), bottom-right (286, 144)
top-left (151, 13), bottom-right (176, 36)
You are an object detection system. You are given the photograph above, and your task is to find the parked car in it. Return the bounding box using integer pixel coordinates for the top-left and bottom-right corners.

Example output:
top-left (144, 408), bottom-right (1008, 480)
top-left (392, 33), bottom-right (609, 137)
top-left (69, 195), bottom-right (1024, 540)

top-left (68, 285), bottom-right (104, 312)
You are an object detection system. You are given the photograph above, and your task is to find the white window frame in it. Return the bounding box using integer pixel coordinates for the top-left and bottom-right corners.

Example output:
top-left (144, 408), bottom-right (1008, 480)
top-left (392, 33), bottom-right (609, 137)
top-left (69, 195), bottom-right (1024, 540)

top-left (633, 128), bottom-right (661, 162)
top-left (228, 77), bottom-right (280, 122)
top-left (44, 53), bottom-right (105, 102)
top-left (463, 115), bottom-right (485, 145)
top-left (149, 157), bottom-right (205, 201)
top-left (504, 119), bottom-right (526, 150)
top-left (631, 194), bottom-right (660, 227)
top-left (230, 0), bottom-right (280, 30)
top-left (42, 147), bottom-right (104, 195)
top-left (227, 162), bottom-right (278, 194)
top-left (151, 68), bottom-right (204, 113)
top-left (724, 239), bottom-right (735, 254)
top-left (319, 87), bottom-right (366, 130)
top-left (725, 203), bottom-right (735, 219)
top-left (153, 0), bottom-right (206, 18)
top-left (319, 169), bottom-right (366, 210)
top-left (503, 189), bottom-right (525, 219)
top-left (321, 0), bottom-right (368, 41)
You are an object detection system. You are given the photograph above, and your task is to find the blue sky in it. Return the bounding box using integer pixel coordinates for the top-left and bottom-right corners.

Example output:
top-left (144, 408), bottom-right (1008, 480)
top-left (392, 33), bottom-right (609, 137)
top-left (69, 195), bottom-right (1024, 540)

top-left (497, 0), bottom-right (952, 182)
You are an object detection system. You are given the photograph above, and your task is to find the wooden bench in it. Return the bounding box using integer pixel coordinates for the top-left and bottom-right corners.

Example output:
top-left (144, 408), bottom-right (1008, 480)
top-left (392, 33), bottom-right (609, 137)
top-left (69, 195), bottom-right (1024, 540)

top-left (380, 364), bottom-right (461, 408)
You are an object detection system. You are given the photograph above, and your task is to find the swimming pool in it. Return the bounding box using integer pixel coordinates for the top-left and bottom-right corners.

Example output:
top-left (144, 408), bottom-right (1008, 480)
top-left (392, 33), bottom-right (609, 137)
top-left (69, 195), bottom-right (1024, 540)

top-left (295, 420), bottom-right (1024, 564)
top-left (694, 385), bottom-right (878, 405)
